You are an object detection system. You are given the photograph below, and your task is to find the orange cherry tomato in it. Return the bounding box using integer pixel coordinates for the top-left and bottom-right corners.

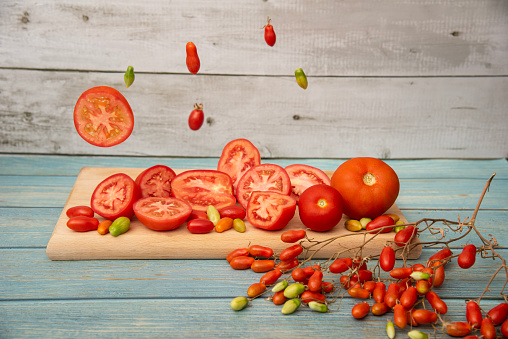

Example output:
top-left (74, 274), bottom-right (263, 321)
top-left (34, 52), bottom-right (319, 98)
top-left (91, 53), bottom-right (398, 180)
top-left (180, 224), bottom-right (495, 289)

top-left (251, 260), bottom-right (275, 273)
top-left (247, 282), bottom-right (266, 298)
top-left (249, 245), bottom-right (274, 258)
top-left (226, 248), bottom-right (249, 263)
top-left (272, 290), bottom-right (286, 305)
top-left (351, 302), bottom-right (370, 319)
top-left (280, 229), bottom-right (306, 243)
top-left (259, 269), bottom-right (282, 286)
top-left (230, 256), bottom-right (255, 270)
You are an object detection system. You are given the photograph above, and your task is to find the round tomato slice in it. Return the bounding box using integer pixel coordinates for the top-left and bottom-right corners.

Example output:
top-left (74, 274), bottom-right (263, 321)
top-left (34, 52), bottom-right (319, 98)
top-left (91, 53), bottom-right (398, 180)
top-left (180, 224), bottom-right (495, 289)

top-left (170, 170), bottom-right (236, 211)
top-left (247, 191), bottom-right (296, 231)
top-left (133, 197), bottom-right (192, 231)
top-left (217, 139), bottom-right (261, 193)
top-left (135, 165), bottom-right (176, 199)
top-left (285, 164), bottom-right (331, 203)
top-left (236, 164), bottom-right (291, 209)
top-left (74, 86), bottom-right (134, 147)
top-left (90, 173), bottom-right (139, 220)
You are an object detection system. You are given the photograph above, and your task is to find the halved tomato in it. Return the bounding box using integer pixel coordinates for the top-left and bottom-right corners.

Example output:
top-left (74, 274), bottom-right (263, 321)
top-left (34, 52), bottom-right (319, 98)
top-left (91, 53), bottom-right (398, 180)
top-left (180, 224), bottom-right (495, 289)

top-left (217, 139), bottom-right (261, 193)
top-left (135, 165), bottom-right (176, 198)
top-left (247, 191), bottom-right (296, 231)
top-left (90, 173), bottom-right (139, 220)
top-left (74, 86), bottom-right (134, 147)
top-left (236, 164), bottom-right (291, 209)
top-left (133, 197), bottom-right (192, 231)
top-left (170, 170), bottom-right (236, 211)
top-left (285, 164), bottom-right (331, 203)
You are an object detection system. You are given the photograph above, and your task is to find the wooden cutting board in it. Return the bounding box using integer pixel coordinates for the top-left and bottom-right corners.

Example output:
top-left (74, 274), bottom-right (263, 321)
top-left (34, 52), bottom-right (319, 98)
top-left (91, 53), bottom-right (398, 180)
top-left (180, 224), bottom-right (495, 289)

top-left (46, 167), bottom-right (421, 260)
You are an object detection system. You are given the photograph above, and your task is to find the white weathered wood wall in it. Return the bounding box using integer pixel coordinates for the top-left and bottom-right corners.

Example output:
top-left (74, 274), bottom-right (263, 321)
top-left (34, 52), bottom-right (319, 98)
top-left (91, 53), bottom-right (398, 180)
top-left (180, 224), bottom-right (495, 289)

top-left (0, 0), bottom-right (507, 159)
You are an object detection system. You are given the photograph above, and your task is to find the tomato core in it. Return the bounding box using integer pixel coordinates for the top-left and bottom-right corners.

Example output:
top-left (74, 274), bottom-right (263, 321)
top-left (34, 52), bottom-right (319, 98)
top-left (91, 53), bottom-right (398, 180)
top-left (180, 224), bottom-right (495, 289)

top-left (363, 172), bottom-right (377, 186)
top-left (317, 199), bottom-right (327, 208)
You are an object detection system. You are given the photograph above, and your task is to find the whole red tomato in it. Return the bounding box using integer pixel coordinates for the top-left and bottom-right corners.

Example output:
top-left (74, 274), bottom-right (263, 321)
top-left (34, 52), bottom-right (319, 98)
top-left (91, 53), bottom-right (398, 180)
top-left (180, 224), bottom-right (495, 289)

top-left (188, 103), bottom-right (204, 131)
top-left (298, 184), bottom-right (343, 232)
top-left (330, 157), bottom-right (400, 219)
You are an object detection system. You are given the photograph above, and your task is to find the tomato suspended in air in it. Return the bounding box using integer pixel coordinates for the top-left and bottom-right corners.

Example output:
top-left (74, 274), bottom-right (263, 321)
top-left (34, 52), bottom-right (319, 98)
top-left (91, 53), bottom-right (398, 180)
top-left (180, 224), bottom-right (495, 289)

top-left (188, 103), bottom-right (204, 131)
top-left (217, 139), bottom-right (261, 194)
top-left (135, 165), bottom-right (176, 199)
top-left (284, 164), bottom-right (331, 203)
top-left (171, 170), bottom-right (236, 211)
top-left (330, 157), bottom-right (400, 219)
top-left (264, 17), bottom-right (276, 46)
top-left (186, 42), bottom-right (200, 74)
top-left (90, 173), bottom-right (139, 220)
top-left (298, 184), bottom-right (343, 232)
top-left (133, 197), bottom-right (192, 231)
top-left (236, 164), bottom-right (292, 209)
top-left (247, 191), bottom-right (296, 231)
top-left (73, 86), bottom-right (134, 147)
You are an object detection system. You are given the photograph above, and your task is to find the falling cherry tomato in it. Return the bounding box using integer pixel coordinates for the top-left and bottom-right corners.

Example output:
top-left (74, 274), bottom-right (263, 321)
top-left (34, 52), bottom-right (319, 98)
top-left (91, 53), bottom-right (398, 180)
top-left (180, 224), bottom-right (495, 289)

top-left (264, 17), bottom-right (276, 46)
top-left (186, 42), bottom-right (200, 74)
top-left (295, 68), bottom-right (308, 89)
top-left (188, 103), bottom-right (204, 131)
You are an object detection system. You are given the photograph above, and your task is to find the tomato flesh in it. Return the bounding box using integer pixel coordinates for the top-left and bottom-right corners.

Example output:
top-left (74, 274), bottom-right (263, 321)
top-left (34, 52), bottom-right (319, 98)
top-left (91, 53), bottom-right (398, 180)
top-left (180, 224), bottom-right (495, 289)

top-left (217, 139), bottom-right (261, 193)
top-left (133, 197), bottom-right (192, 231)
top-left (247, 191), bottom-right (296, 231)
top-left (74, 86), bottom-right (134, 147)
top-left (90, 173), bottom-right (139, 220)
top-left (135, 165), bottom-right (176, 199)
top-left (285, 164), bottom-right (331, 203)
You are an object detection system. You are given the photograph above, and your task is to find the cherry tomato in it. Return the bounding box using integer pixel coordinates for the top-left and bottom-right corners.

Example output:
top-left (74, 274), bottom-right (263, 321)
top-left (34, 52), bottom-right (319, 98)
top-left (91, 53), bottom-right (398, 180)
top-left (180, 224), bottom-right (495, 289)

top-left (366, 215), bottom-right (395, 234)
top-left (322, 281), bottom-right (334, 293)
top-left (298, 184), bottom-right (343, 232)
top-left (66, 216), bottom-right (99, 232)
top-left (230, 256), bottom-right (255, 270)
top-left (308, 270), bottom-right (324, 292)
top-left (330, 157), bottom-right (400, 219)
top-left (501, 318), bottom-right (508, 338)
top-left (390, 267), bottom-right (413, 280)
top-left (247, 191), bottom-right (296, 231)
top-left (281, 230), bottom-right (306, 243)
top-left (188, 210), bottom-right (208, 221)
top-left (445, 322), bottom-right (471, 337)
top-left (481, 318), bottom-right (496, 339)
top-left (279, 244), bottom-right (303, 262)
top-left (284, 164), bottom-right (331, 203)
top-left (133, 197), bottom-right (192, 231)
top-left (415, 280), bottom-right (430, 295)
top-left (303, 266), bottom-right (316, 277)
top-left (301, 290), bottom-right (326, 304)
top-left (426, 291), bottom-right (447, 314)
top-left (236, 163), bottom-right (292, 209)
top-left (73, 86), bottom-right (134, 147)
top-left (379, 246), bottom-right (395, 272)
top-left (400, 286), bottom-right (417, 309)
top-left (340, 275), bottom-right (358, 289)
top-left (394, 226), bottom-right (417, 246)
top-left (431, 261), bottom-right (445, 287)
top-left (412, 309), bottom-right (437, 324)
top-left (411, 263), bottom-right (425, 271)
top-left (371, 302), bottom-right (389, 316)
top-left (294, 68), bottom-right (308, 90)
top-left (217, 138), bottom-right (261, 194)
top-left (329, 257), bottom-right (353, 274)
top-left (188, 103), bottom-right (204, 131)
top-left (260, 269), bottom-right (282, 285)
top-left (275, 258), bottom-right (299, 271)
top-left (352, 302), bottom-right (370, 319)
top-left (458, 244), bottom-right (477, 269)
top-left (373, 282), bottom-right (386, 303)
top-left (393, 304), bottom-right (407, 329)
top-left (363, 281), bottom-right (376, 293)
top-left (186, 218), bottom-right (215, 234)
top-left (171, 170), bottom-right (236, 211)
top-left (352, 269), bottom-right (373, 283)
top-left (66, 205), bottom-right (94, 218)
top-left (218, 205), bottom-right (246, 220)
top-left (264, 17), bottom-right (276, 47)
top-left (90, 173), bottom-right (139, 220)
top-left (135, 165), bottom-right (176, 199)
top-left (249, 245), bottom-right (274, 258)
top-left (487, 302), bottom-right (508, 325)
top-left (291, 268), bottom-right (307, 282)
top-left (384, 283), bottom-right (400, 308)
top-left (226, 248), bottom-right (249, 263)
top-left (272, 290), bottom-right (287, 305)
top-left (251, 260), bottom-right (275, 273)
top-left (348, 287), bottom-right (370, 299)
top-left (428, 248), bottom-right (453, 264)
top-left (247, 282), bottom-right (266, 298)
top-left (185, 42), bottom-right (200, 74)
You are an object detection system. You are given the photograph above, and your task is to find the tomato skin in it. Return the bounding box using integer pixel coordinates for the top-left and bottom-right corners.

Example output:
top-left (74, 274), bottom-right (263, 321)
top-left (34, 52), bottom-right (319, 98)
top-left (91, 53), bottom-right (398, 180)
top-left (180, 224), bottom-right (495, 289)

top-left (73, 86), bottom-right (134, 147)
top-left (480, 318), bottom-right (496, 339)
top-left (379, 246), bottom-right (395, 272)
top-left (371, 302), bottom-right (389, 316)
top-left (247, 191), bottom-right (296, 231)
top-left (330, 157), bottom-right (400, 219)
top-left (230, 256), bottom-right (255, 270)
top-left (366, 215), bottom-right (394, 233)
top-left (260, 269), bottom-right (282, 285)
top-left (134, 197), bottom-right (192, 231)
top-left (185, 42), bottom-right (200, 74)
top-left (446, 322), bottom-right (471, 337)
top-left (264, 17), bottom-right (276, 46)
top-left (393, 304), bottom-right (407, 329)
top-left (66, 205), bottom-right (94, 218)
top-left (501, 318), bottom-right (508, 338)
top-left (272, 290), bottom-right (287, 305)
top-left (275, 258), bottom-right (299, 271)
top-left (251, 260), bottom-right (275, 273)
top-left (186, 219), bottom-right (215, 234)
top-left (458, 244), bottom-right (477, 269)
top-left (412, 309), bottom-right (437, 324)
top-left (431, 261), bottom-right (445, 288)
top-left (415, 280), bottom-right (430, 295)
top-left (284, 164), bottom-right (331, 203)
top-left (426, 291), bottom-right (447, 314)
top-left (298, 184), bottom-right (343, 232)
top-left (487, 302), bottom-right (508, 325)
top-left (394, 226), bottom-right (417, 247)
top-left (135, 165), bottom-right (176, 199)
top-left (66, 216), bottom-right (99, 232)
top-left (217, 139), bottom-right (261, 194)
top-left (329, 257), bottom-right (353, 274)
top-left (226, 248), bottom-right (249, 263)
top-left (352, 269), bottom-right (373, 283)
top-left (352, 302), bottom-right (370, 319)
top-left (247, 282), bottom-right (266, 298)
top-left (188, 103), bottom-right (204, 131)
top-left (218, 205), bottom-right (246, 220)
top-left (91, 173), bottom-right (139, 220)
top-left (249, 245), bottom-right (274, 258)
top-left (348, 287), bottom-right (370, 299)
top-left (279, 244), bottom-right (303, 262)
top-left (322, 281), bottom-right (334, 293)
top-left (171, 170), bottom-right (236, 211)
top-left (236, 163), bottom-right (292, 209)
top-left (291, 268), bottom-right (307, 283)
top-left (280, 230), bottom-right (306, 243)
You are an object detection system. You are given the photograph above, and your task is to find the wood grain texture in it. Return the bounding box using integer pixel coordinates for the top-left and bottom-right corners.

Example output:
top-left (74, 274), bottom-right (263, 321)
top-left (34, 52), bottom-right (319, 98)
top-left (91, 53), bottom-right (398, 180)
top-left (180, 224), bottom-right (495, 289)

top-left (1, 69), bottom-right (507, 158)
top-left (1, 0), bottom-right (507, 76)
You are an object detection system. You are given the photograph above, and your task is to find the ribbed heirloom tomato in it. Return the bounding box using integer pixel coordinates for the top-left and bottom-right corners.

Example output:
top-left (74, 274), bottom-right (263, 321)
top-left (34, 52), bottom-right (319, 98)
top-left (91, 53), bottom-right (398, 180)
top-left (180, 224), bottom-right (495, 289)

top-left (298, 184), bottom-right (343, 232)
top-left (330, 157), bottom-right (400, 219)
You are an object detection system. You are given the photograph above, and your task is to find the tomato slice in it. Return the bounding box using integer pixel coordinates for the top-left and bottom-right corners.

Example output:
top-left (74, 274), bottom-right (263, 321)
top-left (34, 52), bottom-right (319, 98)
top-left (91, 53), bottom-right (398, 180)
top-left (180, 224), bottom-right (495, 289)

top-left (90, 173), bottom-right (139, 220)
top-left (285, 164), bottom-right (331, 203)
top-left (170, 170), bottom-right (236, 211)
top-left (133, 197), bottom-right (192, 231)
top-left (73, 86), bottom-right (134, 147)
top-left (217, 139), bottom-right (261, 193)
top-left (135, 165), bottom-right (176, 199)
top-left (247, 191), bottom-right (296, 231)
top-left (236, 164), bottom-right (291, 209)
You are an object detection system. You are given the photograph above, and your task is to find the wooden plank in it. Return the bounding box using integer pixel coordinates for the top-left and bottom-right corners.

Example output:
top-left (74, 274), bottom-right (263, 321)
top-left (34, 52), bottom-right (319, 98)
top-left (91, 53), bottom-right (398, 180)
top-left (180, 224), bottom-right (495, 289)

top-left (1, 0), bottom-right (507, 76)
top-left (1, 70), bottom-right (507, 158)
top-left (45, 167), bottom-right (418, 260)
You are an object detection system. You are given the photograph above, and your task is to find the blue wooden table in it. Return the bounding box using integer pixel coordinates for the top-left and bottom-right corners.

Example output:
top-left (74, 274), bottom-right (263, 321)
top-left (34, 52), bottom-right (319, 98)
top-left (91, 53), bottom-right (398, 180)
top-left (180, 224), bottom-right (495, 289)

top-left (1, 155), bottom-right (507, 338)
